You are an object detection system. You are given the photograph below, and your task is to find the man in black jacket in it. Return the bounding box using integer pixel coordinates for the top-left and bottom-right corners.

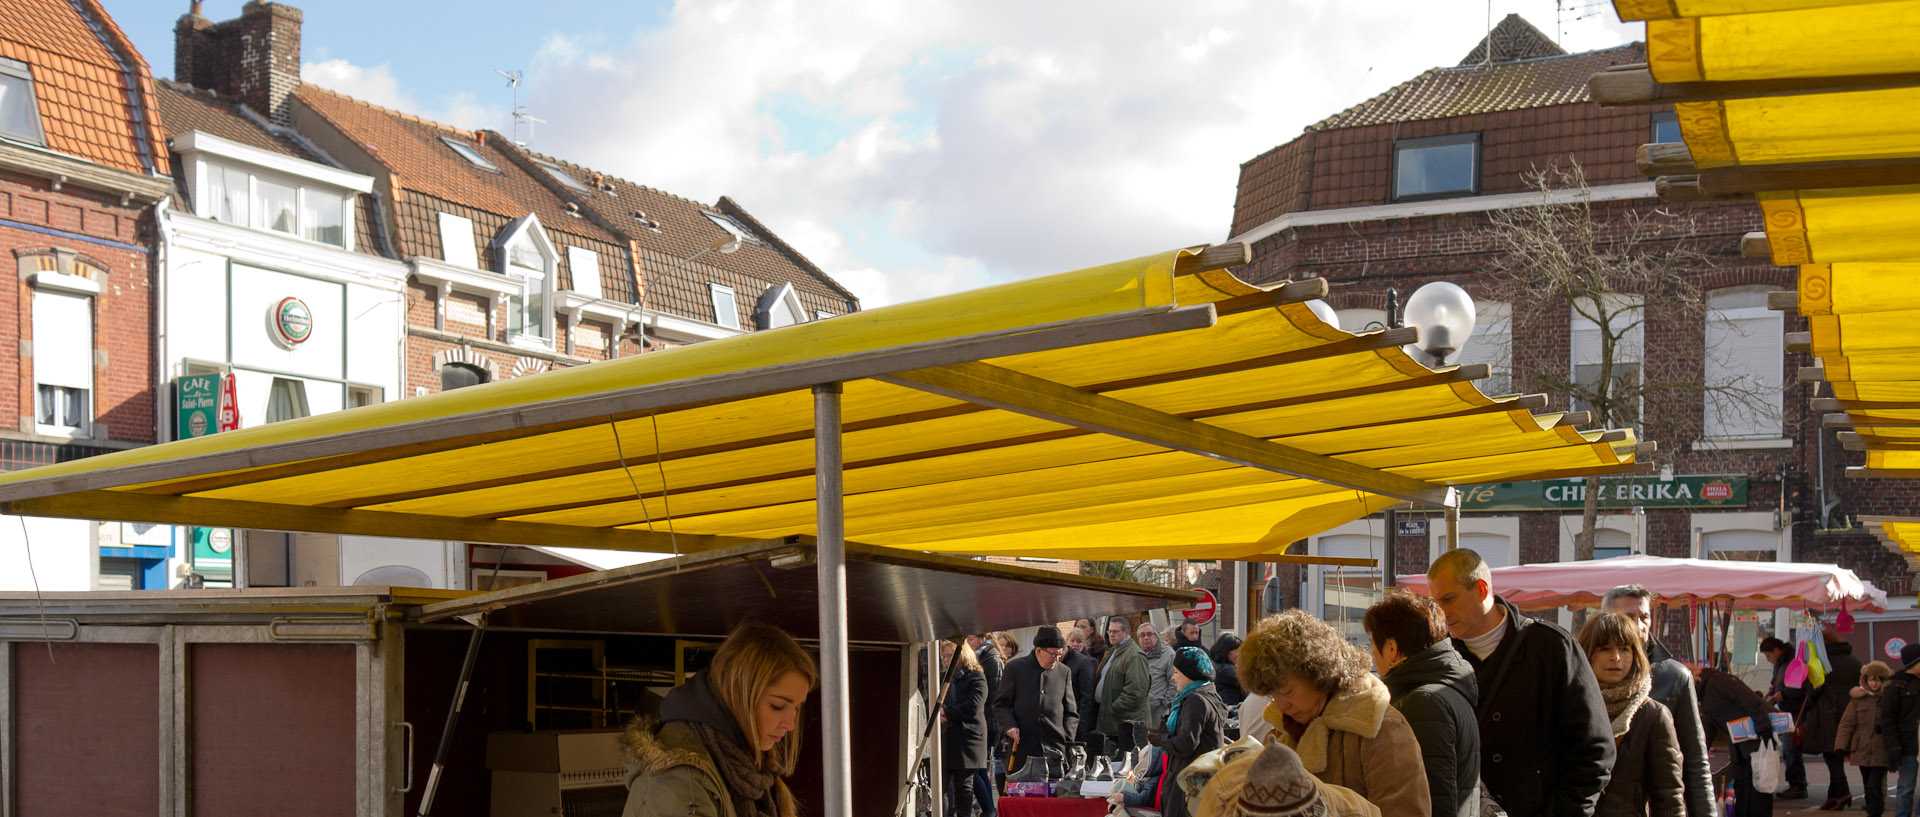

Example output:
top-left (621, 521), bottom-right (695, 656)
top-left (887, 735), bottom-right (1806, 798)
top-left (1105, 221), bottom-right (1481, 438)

top-left (1428, 548), bottom-right (1613, 817)
top-left (1061, 626), bottom-right (1098, 747)
top-left (1603, 584), bottom-right (1713, 817)
top-left (1694, 663), bottom-right (1775, 817)
top-left (1364, 590), bottom-right (1481, 817)
top-left (993, 625), bottom-right (1078, 776)
top-left (1879, 644), bottom-right (1920, 817)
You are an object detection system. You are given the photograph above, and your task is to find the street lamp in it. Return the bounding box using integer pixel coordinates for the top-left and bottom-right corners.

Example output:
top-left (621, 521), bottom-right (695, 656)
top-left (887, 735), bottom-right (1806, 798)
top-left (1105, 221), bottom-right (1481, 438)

top-left (1400, 281), bottom-right (1477, 366)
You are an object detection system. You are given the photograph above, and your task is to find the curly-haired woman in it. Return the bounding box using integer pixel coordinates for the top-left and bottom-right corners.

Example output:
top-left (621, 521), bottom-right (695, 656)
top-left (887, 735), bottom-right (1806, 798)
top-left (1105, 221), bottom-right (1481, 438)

top-left (1239, 610), bottom-right (1431, 816)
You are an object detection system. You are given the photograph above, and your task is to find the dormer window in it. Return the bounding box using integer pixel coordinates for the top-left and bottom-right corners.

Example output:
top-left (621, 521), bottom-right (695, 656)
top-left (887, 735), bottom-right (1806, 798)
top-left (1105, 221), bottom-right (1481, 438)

top-left (494, 214), bottom-right (558, 347)
top-left (755, 283), bottom-right (807, 330)
top-left (195, 159), bottom-right (357, 248)
top-left (1392, 133), bottom-right (1479, 201)
top-left (0, 57), bottom-right (45, 146)
top-left (441, 137), bottom-right (499, 172)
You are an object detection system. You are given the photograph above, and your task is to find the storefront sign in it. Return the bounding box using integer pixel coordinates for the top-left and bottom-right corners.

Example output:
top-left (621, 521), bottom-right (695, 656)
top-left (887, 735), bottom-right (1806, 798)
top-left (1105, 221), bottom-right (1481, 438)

top-left (1453, 475), bottom-right (1748, 511)
top-left (271, 296), bottom-right (313, 347)
top-left (176, 373), bottom-right (240, 439)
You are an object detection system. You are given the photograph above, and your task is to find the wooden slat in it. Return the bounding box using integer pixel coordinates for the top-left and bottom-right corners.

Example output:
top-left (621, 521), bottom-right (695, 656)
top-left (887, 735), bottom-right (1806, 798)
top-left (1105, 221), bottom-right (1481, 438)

top-left (1553, 411), bottom-right (1592, 428)
top-left (1634, 442), bottom-right (1659, 456)
top-left (1595, 430), bottom-right (1631, 444)
top-left (1741, 232), bottom-right (1772, 259)
top-left (882, 361), bottom-right (1454, 505)
top-left (1785, 332), bottom-right (1813, 353)
top-left (1174, 243), bottom-right (1250, 274)
top-left (1587, 64), bottom-right (1920, 106)
top-left (1848, 467), bottom-right (1920, 479)
top-left (1698, 158), bottom-right (1920, 196)
top-left (1656, 176), bottom-right (1754, 203)
top-left (1768, 291), bottom-right (1798, 311)
top-left (1827, 414), bottom-right (1920, 427)
top-left (1798, 366), bottom-right (1827, 383)
top-left (1847, 440), bottom-right (1920, 452)
top-left (1638, 143), bottom-right (1696, 176)
top-left (1812, 398), bottom-right (1920, 412)
top-left (1213, 279), bottom-right (1331, 316)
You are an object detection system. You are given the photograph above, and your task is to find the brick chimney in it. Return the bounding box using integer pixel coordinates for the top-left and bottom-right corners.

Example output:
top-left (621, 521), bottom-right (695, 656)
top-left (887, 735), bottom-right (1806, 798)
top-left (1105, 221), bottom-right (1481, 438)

top-left (173, 1), bottom-right (303, 126)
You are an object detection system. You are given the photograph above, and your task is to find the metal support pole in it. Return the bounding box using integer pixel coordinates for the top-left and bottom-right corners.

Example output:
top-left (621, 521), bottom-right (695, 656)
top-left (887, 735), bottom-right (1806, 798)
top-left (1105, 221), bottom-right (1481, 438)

top-left (1231, 560), bottom-right (1249, 635)
top-left (814, 383), bottom-right (852, 816)
top-left (1382, 508), bottom-right (1397, 589)
top-left (1445, 503), bottom-right (1461, 551)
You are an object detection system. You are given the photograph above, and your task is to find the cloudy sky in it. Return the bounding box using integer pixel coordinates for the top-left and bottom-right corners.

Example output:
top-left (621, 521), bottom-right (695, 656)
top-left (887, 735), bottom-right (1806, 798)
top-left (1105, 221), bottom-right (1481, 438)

top-left (110, 1), bottom-right (1639, 307)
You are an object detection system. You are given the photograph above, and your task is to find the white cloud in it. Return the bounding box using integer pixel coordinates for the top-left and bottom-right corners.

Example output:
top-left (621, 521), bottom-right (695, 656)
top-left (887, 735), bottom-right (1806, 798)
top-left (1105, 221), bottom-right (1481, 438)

top-left (302, 58), bottom-right (509, 132)
top-left (324, 2), bottom-right (1644, 308)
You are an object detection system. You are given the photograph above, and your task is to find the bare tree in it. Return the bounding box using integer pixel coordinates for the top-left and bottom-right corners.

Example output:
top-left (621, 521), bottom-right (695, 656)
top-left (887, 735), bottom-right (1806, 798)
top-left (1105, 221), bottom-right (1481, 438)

top-left (1481, 162), bottom-right (1776, 560)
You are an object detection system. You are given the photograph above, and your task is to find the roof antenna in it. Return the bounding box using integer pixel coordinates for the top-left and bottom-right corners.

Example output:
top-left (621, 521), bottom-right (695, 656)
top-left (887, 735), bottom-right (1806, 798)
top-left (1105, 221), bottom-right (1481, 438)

top-left (494, 69), bottom-right (546, 147)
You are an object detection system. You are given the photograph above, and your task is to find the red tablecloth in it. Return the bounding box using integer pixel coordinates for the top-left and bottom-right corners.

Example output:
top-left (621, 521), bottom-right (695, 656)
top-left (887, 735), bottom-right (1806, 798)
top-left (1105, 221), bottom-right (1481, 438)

top-left (996, 796), bottom-right (1112, 817)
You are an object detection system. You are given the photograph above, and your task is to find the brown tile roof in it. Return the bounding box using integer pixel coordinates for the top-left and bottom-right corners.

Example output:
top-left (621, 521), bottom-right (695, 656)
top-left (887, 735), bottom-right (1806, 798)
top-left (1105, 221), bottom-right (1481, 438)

top-left (1307, 42), bottom-right (1643, 132)
top-left (0, 0), bottom-right (168, 176)
top-left (153, 80), bottom-right (312, 158)
top-left (1458, 14), bottom-right (1566, 66)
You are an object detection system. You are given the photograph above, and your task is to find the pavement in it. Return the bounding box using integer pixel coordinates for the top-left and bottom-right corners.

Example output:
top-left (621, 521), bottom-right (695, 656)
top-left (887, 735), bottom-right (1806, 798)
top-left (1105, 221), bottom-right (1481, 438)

top-left (1726, 745), bottom-right (1879, 815)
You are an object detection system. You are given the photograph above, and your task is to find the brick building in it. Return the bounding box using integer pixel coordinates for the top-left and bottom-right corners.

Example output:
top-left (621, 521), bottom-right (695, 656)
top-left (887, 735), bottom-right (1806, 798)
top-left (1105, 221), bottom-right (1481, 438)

top-left (0, 0), bottom-right (174, 591)
top-left (1226, 16), bottom-right (1915, 641)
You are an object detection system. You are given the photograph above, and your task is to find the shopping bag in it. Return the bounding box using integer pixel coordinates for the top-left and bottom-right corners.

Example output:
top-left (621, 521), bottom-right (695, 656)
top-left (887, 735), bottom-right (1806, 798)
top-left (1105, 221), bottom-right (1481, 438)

top-left (1751, 744), bottom-right (1787, 794)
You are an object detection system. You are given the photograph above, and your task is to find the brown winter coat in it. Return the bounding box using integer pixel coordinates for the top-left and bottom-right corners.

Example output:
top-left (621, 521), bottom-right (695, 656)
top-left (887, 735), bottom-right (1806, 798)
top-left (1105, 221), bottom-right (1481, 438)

top-left (1836, 685), bottom-right (1890, 768)
top-left (1269, 672), bottom-right (1434, 817)
top-left (1595, 698), bottom-right (1685, 817)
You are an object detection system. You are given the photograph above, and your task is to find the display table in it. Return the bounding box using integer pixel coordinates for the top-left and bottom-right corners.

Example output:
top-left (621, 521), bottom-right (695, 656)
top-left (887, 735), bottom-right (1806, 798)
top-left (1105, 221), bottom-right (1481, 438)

top-left (997, 796), bottom-right (1112, 817)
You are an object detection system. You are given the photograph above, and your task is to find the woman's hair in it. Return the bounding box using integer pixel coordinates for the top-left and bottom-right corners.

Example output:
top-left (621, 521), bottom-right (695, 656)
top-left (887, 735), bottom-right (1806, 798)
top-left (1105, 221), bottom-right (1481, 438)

top-left (947, 638), bottom-right (983, 673)
top-left (706, 620), bottom-right (818, 781)
top-left (1208, 633), bottom-right (1243, 665)
top-left (1576, 611), bottom-right (1649, 689)
top-left (1066, 627), bottom-right (1087, 647)
top-left (1239, 610), bottom-right (1371, 697)
top-left (994, 632), bottom-right (1021, 660)
top-left (1363, 590), bottom-right (1447, 656)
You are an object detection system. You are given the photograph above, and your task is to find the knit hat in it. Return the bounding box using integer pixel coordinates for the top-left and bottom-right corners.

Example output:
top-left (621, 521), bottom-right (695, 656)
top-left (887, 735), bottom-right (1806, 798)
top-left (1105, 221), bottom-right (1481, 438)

top-left (1232, 743), bottom-right (1326, 816)
top-left (1173, 645), bottom-right (1215, 683)
top-left (1032, 625), bottom-right (1066, 650)
top-left (1902, 643), bottom-right (1920, 670)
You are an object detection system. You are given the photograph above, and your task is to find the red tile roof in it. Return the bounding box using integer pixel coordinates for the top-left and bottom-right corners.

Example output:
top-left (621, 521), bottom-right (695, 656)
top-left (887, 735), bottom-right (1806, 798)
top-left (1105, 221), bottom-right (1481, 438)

top-left (0, 0), bottom-right (167, 176)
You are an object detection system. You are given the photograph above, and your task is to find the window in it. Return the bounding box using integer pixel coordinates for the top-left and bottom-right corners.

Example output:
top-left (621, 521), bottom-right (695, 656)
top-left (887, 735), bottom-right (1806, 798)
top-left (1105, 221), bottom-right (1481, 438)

top-left (702, 212), bottom-right (761, 246)
top-left (1315, 532), bottom-right (1382, 644)
top-left (756, 283), bottom-right (806, 330)
top-left (814, 310), bottom-right (835, 320)
top-left (254, 177), bottom-right (297, 235)
top-left (1704, 286), bottom-right (1783, 438)
top-left (1455, 301), bottom-right (1511, 394)
top-left (441, 363), bottom-right (488, 391)
top-left (1458, 532), bottom-right (1513, 569)
top-left (263, 378), bottom-right (310, 424)
top-left (440, 137), bottom-right (499, 172)
top-left (0, 56), bottom-right (44, 146)
top-left (1593, 529), bottom-right (1633, 559)
top-left (1393, 133), bottom-right (1479, 200)
top-left (1571, 296), bottom-right (1643, 429)
top-left (1652, 112), bottom-right (1681, 144)
top-left (438, 213), bottom-right (478, 267)
top-left (536, 159), bottom-right (592, 193)
top-left (506, 237), bottom-right (548, 340)
top-left (347, 385), bottom-right (383, 409)
top-left (33, 289), bottom-right (91, 436)
top-left (566, 246), bottom-right (602, 298)
top-left (709, 283), bottom-right (740, 329)
top-left (206, 164), bottom-right (250, 225)
top-left (302, 188), bottom-right (345, 246)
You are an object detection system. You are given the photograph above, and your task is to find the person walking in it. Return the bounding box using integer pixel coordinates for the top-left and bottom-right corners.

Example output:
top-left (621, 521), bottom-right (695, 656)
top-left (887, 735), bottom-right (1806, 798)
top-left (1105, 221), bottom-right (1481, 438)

top-left (1241, 610), bottom-right (1432, 816)
top-left (1602, 585), bottom-right (1714, 817)
top-left (1097, 616), bottom-right (1152, 757)
top-left (1578, 612), bottom-right (1684, 817)
top-left (1160, 646), bottom-right (1228, 817)
top-left (969, 632), bottom-right (1006, 807)
top-left (1693, 662), bottom-right (1776, 817)
top-left (1426, 548), bottom-right (1613, 817)
top-left (1879, 644), bottom-right (1920, 817)
top-left (993, 624), bottom-right (1078, 777)
top-left (1836, 660), bottom-right (1892, 817)
top-left (1062, 626), bottom-right (1098, 746)
top-left (1762, 636), bottom-right (1811, 800)
top-left (621, 620), bottom-right (817, 817)
top-left (1140, 621), bottom-right (1177, 732)
top-left (1209, 633), bottom-right (1245, 708)
top-left (1364, 590), bottom-right (1479, 817)
top-left (1802, 631), bottom-right (1863, 809)
top-left (939, 639), bottom-right (993, 817)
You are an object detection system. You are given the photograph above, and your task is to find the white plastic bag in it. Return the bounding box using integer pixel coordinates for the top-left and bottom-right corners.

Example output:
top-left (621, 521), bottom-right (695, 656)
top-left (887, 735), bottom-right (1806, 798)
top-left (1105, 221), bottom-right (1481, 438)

top-left (1751, 743), bottom-right (1787, 794)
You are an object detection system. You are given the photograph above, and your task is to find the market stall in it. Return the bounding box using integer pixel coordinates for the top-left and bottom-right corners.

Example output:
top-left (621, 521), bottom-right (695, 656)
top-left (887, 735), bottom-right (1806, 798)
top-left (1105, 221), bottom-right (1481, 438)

top-left (1393, 554), bottom-right (1888, 612)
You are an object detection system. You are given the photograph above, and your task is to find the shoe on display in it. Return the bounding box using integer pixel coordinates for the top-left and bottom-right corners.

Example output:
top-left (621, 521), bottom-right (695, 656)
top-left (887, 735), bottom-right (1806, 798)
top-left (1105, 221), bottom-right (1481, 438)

top-left (1005, 755), bottom-right (1045, 783)
top-left (1090, 756), bottom-right (1114, 781)
top-left (1046, 753), bottom-right (1065, 783)
top-left (1065, 743), bottom-right (1087, 782)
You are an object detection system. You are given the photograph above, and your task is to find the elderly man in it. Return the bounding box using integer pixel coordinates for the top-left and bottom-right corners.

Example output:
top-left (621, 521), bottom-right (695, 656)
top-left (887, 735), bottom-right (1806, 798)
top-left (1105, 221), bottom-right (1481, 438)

top-left (1138, 621), bottom-right (1176, 730)
top-left (1095, 616), bottom-right (1151, 756)
top-left (1427, 548), bottom-right (1613, 817)
top-left (1602, 584), bottom-right (1713, 817)
top-left (993, 624), bottom-right (1078, 777)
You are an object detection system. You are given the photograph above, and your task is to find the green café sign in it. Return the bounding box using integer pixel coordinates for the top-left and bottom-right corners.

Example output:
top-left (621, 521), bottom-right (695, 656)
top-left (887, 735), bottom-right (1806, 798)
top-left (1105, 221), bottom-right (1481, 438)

top-left (176, 374), bottom-right (220, 439)
top-left (1455, 475), bottom-right (1748, 512)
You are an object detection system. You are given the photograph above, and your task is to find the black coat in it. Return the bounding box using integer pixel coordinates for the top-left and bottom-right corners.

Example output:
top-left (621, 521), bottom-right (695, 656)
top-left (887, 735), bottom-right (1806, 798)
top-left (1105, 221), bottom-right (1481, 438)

top-left (1159, 683), bottom-right (1226, 817)
top-left (1879, 669), bottom-right (1920, 758)
top-left (1383, 641), bottom-right (1481, 817)
top-left (992, 653), bottom-right (1078, 767)
top-left (1647, 643), bottom-right (1714, 817)
top-left (1062, 647), bottom-right (1098, 743)
top-left (1695, 667), bottom-right (1774, 745)
top-left (943, 667), bottom-right (991, 770)
top-left (1595, 698), bottom-right (1686, 817)
top-left (978, 644), bottom-right (1005, 739)
top-left (1453, 595), bottom-right (1615, 817)
top-left (1214, 662), bottom-right (1245, 708)
top-left (1803, 641), bottom-right (1862, 754)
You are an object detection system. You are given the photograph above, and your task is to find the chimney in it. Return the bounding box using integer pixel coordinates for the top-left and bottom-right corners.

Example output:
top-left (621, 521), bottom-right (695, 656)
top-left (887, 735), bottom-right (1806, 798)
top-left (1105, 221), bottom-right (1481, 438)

top-left (174, 2), bottom-right (304, 125)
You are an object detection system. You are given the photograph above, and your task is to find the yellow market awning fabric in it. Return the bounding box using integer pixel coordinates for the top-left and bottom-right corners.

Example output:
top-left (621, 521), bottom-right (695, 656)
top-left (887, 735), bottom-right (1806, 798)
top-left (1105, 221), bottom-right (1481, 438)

top-left (0, 246), bottom-right (1636, 561)
top-left (1599, 0), bottom-right (1920, 480)
top-left (1863, 516), bottom-right (1920, 571)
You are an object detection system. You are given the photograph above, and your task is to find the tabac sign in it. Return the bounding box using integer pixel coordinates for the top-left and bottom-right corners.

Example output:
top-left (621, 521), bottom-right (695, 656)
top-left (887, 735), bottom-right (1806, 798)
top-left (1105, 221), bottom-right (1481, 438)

top-left (1455, 475), bottom-right (1748, 512)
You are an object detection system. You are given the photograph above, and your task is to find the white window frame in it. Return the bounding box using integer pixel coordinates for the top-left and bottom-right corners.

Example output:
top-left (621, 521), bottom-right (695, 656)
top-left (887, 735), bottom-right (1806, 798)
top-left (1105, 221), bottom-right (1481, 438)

top-left (1305, 520), bottom-right (1387, 647)
top-left (177, 133), bottom-right (367, 249)
top-left (710, 283), bottom-right (740, 330)
top-left (1570, 295), bottom-right (1644, 430)
top-left (492, 215), bottom-right (558, 348)
top-left (0, 56), bottom-right (46, 146)
top-left (32, 287), bottom-right (94, 438)
top-left (1702, 286), bottom-right (1785, 443)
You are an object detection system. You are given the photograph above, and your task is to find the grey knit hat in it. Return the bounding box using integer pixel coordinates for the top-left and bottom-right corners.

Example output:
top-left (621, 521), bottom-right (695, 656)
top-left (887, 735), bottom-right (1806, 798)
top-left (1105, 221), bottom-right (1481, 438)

top-left (1233, 743), bottom-right (1326, 816)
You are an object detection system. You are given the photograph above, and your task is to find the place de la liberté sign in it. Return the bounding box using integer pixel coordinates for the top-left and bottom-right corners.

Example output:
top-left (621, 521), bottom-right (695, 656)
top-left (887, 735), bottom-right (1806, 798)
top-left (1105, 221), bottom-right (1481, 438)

top-left (1445, 475), bottom-right (1749, 512)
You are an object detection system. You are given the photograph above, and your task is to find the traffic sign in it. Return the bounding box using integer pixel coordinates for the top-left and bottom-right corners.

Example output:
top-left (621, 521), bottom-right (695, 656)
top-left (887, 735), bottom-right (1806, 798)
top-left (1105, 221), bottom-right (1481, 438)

top-left (1183, 588), bottom-right (1217, 626)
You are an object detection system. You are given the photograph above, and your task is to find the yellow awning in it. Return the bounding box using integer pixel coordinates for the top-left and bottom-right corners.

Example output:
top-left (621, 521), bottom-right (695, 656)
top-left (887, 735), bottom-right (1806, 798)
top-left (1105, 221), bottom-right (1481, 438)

top-left (0, 247), bottom-right (1635, 560)
top-left (1863, 515), bottom-right (1920, 570)
top-left (1618, 0), bottom-right (1889, 20)
top-left (1677, 89), bottom-right (1920, 168)
top-left (1646, 2), bottom-right (1920, 82)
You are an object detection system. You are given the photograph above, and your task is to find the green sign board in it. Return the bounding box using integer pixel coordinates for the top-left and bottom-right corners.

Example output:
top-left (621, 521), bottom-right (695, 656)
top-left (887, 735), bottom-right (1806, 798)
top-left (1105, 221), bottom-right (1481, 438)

top-left (176, 374), bottom-right (219, 440)
top-left (1455, 475), bottom-right (1748, 512)
top-left (190, 526), bottom-right (233, 576)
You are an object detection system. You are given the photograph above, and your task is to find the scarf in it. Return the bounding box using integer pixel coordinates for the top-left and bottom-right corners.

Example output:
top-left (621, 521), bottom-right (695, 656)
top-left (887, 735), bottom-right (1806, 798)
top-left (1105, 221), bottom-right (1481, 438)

top-left (1600, 671), bottom-right (1652, 740)
top-left (1166, 679), bottom-right (1212, 732)
top-left (686, 720), bottom-right (781, 817)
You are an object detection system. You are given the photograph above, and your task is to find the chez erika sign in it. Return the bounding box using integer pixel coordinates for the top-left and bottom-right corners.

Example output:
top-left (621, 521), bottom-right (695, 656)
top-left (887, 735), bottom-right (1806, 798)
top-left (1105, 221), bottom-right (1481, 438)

top-left (1445, 475), bottom-right (1749, 512)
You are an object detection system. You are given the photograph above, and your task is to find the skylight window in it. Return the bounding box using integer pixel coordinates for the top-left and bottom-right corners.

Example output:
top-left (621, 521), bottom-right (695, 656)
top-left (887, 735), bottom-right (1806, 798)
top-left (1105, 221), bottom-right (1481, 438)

top-left (536, 159), bottom-right (592, 193)
top-left (702, 212), bottom-right (760, 246)
top-left (440, 137), bottom-right (498, 172)
top-left (0, 57), bottom-right (45, 146)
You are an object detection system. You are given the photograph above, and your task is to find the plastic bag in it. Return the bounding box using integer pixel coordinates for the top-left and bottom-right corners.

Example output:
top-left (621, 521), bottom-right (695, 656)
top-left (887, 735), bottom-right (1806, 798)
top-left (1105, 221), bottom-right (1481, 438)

top-left (1752, 743), bottom-right (1787, 794)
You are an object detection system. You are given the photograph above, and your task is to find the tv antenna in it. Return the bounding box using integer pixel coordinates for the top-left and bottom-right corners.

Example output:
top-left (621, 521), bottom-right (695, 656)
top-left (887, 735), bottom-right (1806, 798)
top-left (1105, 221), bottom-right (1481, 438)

top-left (495, 69), bottom-right (546, 147)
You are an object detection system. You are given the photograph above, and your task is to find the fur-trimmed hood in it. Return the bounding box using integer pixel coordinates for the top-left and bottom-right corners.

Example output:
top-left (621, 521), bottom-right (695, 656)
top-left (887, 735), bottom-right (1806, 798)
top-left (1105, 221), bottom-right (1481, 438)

top-left (622, 718), bottom-right (717, 786)
top-left (1272, 672), bottom-right (1392, 774)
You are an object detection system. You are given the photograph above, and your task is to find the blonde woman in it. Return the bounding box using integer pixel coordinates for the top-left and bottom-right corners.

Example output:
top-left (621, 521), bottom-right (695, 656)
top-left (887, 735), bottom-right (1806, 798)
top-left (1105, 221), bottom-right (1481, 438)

top-left (623, 620), bottom-right (817, 817)
top-left (940, 640), bottom-right (992, 817)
